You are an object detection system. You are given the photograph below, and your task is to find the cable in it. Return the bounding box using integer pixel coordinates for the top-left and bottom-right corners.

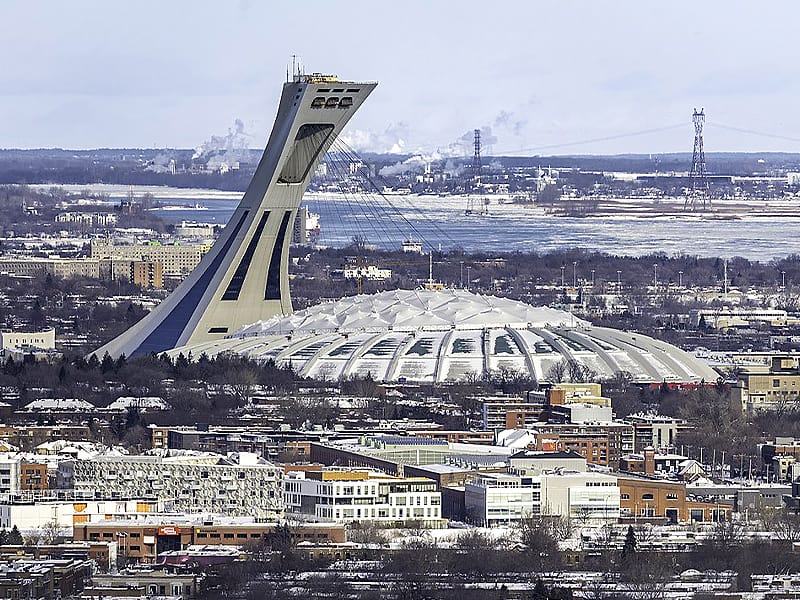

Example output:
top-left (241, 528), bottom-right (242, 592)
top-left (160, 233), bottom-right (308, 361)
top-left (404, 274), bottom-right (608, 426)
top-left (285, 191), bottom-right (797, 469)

top-left (492, 123), bottom-right (687, 155)
top-left (708, 122), bottom-right (800, 145)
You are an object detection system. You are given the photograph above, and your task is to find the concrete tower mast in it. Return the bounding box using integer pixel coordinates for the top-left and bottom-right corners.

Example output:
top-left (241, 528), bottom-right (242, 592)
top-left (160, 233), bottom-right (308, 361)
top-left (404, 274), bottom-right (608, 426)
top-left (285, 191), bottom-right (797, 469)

top-left (94, 73), bottom-right (376, 359)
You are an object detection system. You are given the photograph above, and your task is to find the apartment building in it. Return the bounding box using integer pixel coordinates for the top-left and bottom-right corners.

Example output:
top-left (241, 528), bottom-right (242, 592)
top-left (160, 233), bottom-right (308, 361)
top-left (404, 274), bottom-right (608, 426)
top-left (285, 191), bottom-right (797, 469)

top-left (621, 413), bottom-right (687, 452)
top-left (533, 423), bottom-right (634, 467)
top-left (90, 240), bottom-right (211, 276)
top-left (62, 451), bottom-right (283, 520)
top-left (0, 257), bottom-right (102, 279)
top-left (482, 399), bottom-right (546, 431)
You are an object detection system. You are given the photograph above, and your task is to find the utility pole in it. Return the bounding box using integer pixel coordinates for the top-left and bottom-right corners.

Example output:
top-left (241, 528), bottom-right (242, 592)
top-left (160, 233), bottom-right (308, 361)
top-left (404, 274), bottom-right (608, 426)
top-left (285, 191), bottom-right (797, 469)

top-left (460, 261), bottom-right (464, 288)
top-left (572, 261), bottom-right (577, 288)
top-left (561, 265), bottom-right (565, 289)
top-left (678, 270), bottom-right (683, 288)
top-left (653, 264), bottom-right (658, 290)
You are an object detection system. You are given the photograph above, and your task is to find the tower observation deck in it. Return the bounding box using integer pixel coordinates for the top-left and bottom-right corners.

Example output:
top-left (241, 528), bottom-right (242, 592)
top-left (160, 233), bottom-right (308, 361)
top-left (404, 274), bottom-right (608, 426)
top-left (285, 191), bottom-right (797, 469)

top-left (93, 73), bottom-right (377, 359)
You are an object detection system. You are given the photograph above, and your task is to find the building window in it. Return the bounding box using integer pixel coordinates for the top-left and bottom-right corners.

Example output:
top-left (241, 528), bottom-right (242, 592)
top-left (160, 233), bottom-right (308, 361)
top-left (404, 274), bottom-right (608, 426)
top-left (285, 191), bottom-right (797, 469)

top-left (642, 493), bottom-right (654, 500)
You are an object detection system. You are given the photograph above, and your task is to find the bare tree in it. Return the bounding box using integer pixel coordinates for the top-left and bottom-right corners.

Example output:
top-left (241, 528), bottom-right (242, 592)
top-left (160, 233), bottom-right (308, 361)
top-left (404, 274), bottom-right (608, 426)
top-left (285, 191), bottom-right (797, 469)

top-left (515, 512), bottom-right (571, 571)
top-left (545, 360), bottom-right (567, 383)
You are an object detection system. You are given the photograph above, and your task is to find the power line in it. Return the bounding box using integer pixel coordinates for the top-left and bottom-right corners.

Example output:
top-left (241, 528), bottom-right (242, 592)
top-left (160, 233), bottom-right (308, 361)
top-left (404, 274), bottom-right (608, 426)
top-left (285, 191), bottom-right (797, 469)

top-left (481, 123), bottom-right (687, 156)
top-left (708, 122), bottom-right (800, 145)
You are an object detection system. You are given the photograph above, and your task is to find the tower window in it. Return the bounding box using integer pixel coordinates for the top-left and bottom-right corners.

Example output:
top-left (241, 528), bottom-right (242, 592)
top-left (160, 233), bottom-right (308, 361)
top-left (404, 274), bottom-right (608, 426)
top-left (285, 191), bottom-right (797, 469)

top-left (277, 124), bottom-right (334, 184)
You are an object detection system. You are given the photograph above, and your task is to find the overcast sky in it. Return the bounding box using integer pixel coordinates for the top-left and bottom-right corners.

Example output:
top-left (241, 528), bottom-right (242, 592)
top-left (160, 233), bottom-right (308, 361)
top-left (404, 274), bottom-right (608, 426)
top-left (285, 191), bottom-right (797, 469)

top-left (2, 1), bottom-right (799, 155)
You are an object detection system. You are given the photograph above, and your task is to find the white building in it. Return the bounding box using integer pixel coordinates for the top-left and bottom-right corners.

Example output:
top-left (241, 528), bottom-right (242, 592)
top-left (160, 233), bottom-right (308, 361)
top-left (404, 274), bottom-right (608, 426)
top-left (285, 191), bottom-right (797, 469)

top-left (0, 497), bottom-right (160, 530)
top-left (621, 413), bottom-right (685, 451)
top-left (55, 212), bottom-right (117, 227)
top-left (465, 473), bottom-right (540, 526)
top-left (173, 221), bottom-right (216, 239)
top-left (465, 469), bottom-right (619, 526)
top-left (103, 396), bottom-right (170, 413)
top-left (1, 328), bottom-right (56, 352)
top-left (62, 451), bottom-right (283, 520)
top-left (509, 450), bottom-right (587, 476)
top-left (550, 402), bottom-right (613, 424)
top-left (0, 457), bottom-right (21, 495)
top-left (340, 264), bottom-right (392, 281)
top-left (285, 470), bottom-right (441, 525)
top-left (22, 399), bottom-right (96, 413)
top-left (540, 471), bottom-right (620, 524)
top-left (690, 307), bottom-right (790, 330)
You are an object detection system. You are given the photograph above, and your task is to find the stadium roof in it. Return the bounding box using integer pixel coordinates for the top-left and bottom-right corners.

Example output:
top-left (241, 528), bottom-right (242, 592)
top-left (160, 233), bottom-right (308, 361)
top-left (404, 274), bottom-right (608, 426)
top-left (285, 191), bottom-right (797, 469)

top-left (170, 289), bottom-right (719, 385)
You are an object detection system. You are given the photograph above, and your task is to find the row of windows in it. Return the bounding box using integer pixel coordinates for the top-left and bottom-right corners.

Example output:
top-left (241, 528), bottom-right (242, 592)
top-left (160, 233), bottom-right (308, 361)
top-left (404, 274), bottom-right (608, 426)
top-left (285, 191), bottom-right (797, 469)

top-left (620, 492), bottom-right (679, 501)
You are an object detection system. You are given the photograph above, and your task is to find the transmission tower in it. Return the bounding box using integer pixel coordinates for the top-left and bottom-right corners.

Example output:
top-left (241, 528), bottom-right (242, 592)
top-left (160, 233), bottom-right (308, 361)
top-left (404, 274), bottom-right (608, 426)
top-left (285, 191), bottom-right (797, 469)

top-left (684, 108), bottom-right (710, 211)
top-left (472, 129), bottom-right (482, 187)
top-left (465, 129), bottom-right (486, 215)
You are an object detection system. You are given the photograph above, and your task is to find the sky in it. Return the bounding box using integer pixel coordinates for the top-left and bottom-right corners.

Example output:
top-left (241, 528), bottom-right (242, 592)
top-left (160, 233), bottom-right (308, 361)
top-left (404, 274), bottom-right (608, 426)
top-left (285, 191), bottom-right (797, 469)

top-left (2, 1), bottom-right (800, 156)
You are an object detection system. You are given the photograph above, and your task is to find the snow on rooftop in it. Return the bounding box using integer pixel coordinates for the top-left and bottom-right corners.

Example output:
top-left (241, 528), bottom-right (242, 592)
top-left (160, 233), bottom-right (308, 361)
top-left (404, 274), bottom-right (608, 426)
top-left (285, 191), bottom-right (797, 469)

top-left (23, 398), bottom-right (95, 412)
top-left (170, 289), bottom-right (720, 385)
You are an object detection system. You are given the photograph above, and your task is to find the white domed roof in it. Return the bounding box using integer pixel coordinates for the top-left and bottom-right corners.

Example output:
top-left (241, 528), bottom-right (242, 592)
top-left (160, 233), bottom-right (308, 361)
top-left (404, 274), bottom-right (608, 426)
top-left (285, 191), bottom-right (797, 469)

top-left (238, 288), bottom-right (589, 336)
top-left (172, 289), bottom-right (718, 385)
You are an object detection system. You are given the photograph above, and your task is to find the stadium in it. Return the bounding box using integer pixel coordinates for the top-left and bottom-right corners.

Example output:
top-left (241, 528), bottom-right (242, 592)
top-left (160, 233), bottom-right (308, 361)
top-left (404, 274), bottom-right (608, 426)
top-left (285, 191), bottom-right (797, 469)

top-left (169, 288), bottom-right (718, 384)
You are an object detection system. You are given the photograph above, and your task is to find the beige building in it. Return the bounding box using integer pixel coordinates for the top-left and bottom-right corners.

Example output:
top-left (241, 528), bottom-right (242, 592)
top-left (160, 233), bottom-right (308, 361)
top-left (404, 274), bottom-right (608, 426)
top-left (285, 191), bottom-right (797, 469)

top-left (0, 257), bottom-right (102, 279)
top-left (106, 260), bottom-right (163, 289)
top-left (737, 357), bottom-right (800, 411)
top-left (90, 240), bottom-right (211, 276)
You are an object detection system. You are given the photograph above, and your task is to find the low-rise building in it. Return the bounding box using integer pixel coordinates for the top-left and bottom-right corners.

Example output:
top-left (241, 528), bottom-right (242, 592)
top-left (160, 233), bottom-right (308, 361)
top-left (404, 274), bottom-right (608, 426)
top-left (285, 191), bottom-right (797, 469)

top-left (285, 469), bottom-right (442, 526)
top-left (619, 448), bottom-right (689, 476)
top-left (0, 557), bottom-right (91, 599)
top-left (618, 474), bottom-right (732, 523)
top-left (55, 212), bottom-right (117, 228)
top-left (0, 257), bottom-right (103, 279)
top-left (88, 569), bottom-right (200, 599)
top-left (74, 519), bottom-right (344, 564)
top-left (465, 470), bottom-right (619, 526)
top-left (0, 328), bottom-right (56, 353)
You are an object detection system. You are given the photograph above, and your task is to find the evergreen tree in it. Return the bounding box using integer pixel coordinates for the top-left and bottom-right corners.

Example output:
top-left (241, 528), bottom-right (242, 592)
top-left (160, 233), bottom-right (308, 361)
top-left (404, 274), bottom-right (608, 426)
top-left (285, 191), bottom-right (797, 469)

top-left (532, 578), bottom-right (548, 600)
top-left (8, 526), bottom-right (22, 545)
top-left (100, 352), bottom-right (115, 373)
top-left (0, 529), bottom-right (8, 545)
top-left (87, 354), bottom-right (100, 370)
top-left (622, 524), bottom-right (637, 560)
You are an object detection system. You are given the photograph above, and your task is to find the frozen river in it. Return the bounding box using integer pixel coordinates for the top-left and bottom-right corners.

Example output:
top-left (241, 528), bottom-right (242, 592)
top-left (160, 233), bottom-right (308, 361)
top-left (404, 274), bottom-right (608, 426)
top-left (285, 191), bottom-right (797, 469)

top-left (52, 185), bottom-right (800, 261)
